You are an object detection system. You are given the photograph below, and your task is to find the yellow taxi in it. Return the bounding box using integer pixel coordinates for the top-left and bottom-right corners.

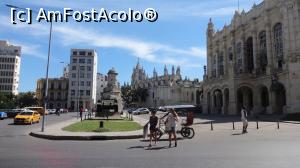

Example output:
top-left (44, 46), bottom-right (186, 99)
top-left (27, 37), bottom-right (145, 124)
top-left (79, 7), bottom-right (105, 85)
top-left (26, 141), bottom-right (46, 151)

top-left (14, 110), bottom-right (41, 125)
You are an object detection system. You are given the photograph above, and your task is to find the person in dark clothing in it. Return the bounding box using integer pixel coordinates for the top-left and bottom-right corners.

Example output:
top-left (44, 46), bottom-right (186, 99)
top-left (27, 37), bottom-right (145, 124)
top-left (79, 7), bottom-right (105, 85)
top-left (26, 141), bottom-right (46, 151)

top-left (149, 111), bottom-right (158, 147)
top-left (79, 107), bottom-right (83, 120)
top-left (55, 108), bottom-right (60, 116)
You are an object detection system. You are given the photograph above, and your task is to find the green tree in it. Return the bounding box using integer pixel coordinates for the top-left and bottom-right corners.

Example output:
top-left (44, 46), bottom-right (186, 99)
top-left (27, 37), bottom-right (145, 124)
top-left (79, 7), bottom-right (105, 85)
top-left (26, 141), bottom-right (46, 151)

top-left (133, 87), bottom-right (149, 102)
top-left (0, 92), bottom-right (16, 109)
top-left (121, 84), bottom-right (133, 107)
top-left (15, 92), bottom-right (38, 108)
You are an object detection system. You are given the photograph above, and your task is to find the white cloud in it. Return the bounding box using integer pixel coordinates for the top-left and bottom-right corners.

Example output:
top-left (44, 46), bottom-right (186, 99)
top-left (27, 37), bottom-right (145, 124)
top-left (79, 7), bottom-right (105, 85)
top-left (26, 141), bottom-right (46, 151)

top-left (52, 24), bottom-right (205, 67)
top-left (200, 7), bottom-right (237, 17)
top-left (10, 41), bottom-right (46, 60)
top-left (0, 13), bottom-right (204, 68)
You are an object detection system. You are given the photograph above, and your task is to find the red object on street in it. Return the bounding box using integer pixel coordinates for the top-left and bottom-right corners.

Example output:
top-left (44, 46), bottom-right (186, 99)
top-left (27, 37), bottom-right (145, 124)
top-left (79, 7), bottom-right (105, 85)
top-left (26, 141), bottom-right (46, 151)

top-left (186, 112), bottom-right (194, 126)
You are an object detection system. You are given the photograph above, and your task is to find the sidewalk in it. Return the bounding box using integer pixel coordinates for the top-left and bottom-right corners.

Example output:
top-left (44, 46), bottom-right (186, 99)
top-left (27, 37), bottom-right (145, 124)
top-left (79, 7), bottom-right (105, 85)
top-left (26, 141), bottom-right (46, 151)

top-left (30, 116), bottom-right (144, 140)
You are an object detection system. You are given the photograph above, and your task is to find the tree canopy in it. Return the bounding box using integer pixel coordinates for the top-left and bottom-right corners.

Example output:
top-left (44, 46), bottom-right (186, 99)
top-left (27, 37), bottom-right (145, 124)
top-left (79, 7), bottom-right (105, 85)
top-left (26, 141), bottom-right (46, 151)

top-left (0, 92), bottom-right (38, 109)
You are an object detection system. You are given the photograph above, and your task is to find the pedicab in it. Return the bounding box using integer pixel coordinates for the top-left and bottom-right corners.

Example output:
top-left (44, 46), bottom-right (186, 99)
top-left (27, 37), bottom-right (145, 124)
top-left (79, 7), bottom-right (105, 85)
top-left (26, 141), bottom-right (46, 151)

top-left (154, 110), bottom-right (195, 139)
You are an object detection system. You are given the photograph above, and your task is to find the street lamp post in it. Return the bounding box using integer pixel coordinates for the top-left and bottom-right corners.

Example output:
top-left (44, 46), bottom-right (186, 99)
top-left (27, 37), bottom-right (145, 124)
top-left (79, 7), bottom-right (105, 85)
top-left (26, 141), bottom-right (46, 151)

top-left (5, 4), bottom-right (53, 132)
top-left (42, 21), bottom-right (53, 132)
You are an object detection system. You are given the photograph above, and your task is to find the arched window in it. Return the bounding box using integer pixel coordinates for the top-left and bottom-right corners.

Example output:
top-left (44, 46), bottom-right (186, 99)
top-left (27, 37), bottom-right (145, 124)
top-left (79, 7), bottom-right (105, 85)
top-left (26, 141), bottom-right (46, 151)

top-left (191, 92), bottom-right (194, 101)
top-left (259, 31), bottom-right (268, 73)
top-left (228, 47), bottom-right (233, 61)
top-left (245, 37), bottom-right (254, 73)
top-left (236, 42), bottom-right (243, 74)
top-left (274, 23), bottom-right (284, 69)
top-left (218, 52), bottom-right (224, 76)
top-left (212, 54), bottom-right (217, 77)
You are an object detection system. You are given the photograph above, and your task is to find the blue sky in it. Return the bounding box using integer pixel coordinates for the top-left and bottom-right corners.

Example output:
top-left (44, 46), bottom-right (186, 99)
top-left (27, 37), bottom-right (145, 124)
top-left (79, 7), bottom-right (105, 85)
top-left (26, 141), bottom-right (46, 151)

top-left (0, 0), bottom-right (263, 92)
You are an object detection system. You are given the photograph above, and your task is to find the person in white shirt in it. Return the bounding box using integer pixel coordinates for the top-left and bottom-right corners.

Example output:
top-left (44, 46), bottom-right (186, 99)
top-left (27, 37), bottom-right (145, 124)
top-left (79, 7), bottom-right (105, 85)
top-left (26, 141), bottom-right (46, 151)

top-left (241, 106), bottom-right (248, 133)
top-left (165, 109), bottom-right (179, 147)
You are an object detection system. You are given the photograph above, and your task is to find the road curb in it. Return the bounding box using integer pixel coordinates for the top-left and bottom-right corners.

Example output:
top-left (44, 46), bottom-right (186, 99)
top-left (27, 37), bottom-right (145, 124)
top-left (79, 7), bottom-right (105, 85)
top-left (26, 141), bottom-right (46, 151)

top-left (281, 121), bottom-right (300, 124)
top-left (29, 132), bottom-right (143, 141)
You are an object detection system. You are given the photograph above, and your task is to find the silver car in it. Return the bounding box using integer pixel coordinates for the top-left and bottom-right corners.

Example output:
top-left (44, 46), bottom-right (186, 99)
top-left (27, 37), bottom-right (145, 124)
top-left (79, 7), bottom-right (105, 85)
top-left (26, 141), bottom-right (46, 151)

top-left (132, 108), bottom-right (150, 115)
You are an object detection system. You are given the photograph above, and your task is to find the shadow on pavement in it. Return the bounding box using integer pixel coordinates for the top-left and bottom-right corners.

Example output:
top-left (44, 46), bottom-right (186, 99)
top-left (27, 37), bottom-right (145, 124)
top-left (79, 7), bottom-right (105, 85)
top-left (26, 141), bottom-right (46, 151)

top-left (145, 146), bottom-right (170, 150)
top-left (127, 145), bottom-right (147, 149)
top-left (231, 133), bottom-right (245, 136)
top-left (140, 137), bottom-right (184, 142)
top-left (127, 145), bottom-right (172, 150)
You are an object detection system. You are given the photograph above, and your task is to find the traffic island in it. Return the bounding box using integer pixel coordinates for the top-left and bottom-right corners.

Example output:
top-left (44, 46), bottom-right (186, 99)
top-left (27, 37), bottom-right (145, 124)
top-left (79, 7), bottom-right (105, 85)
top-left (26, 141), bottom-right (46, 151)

top-left (62, 120), bottom-right (143, 132)
top-left (29, 118), bottom-right (144, 141)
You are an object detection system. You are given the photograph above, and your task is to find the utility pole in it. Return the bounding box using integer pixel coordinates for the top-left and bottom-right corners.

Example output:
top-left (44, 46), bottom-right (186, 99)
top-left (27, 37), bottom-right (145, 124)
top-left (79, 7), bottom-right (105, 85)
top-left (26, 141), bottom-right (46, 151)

top-left (5, 4), bottom-right (53, 132)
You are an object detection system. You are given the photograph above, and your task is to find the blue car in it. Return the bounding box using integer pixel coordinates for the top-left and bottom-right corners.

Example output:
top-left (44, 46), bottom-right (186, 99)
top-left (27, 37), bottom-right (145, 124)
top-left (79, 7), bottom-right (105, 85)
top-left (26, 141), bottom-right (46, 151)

top-left (0, 112), bottom-right (8, 120)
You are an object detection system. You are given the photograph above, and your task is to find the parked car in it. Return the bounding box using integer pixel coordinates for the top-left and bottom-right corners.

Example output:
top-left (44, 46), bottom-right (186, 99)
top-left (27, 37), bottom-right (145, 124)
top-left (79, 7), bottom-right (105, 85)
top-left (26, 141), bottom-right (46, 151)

top-left (14, 110), bottom-right (40, 125)
top-left (47, 109), bottom-right (56, 114)
top-left (127, 108), bottom-right (137, 114)
top-left (158, 106), bottom-right (167, 112)
top-left (25, 107), bottom-right (48, 115)
top-left (0, 112), bottom-right (8, 120)
top-left (7, 109), bottom-right (26, 118)
top-left (63, 109), bottom-right (68, 113)
top-left (132, 108), bottom-right (150, 115)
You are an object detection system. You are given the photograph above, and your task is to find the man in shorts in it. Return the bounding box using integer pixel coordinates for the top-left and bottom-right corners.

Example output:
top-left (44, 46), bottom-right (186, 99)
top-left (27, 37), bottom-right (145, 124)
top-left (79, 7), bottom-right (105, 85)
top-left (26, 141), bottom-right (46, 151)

top-left (148, 111), bottom-right (158, 147)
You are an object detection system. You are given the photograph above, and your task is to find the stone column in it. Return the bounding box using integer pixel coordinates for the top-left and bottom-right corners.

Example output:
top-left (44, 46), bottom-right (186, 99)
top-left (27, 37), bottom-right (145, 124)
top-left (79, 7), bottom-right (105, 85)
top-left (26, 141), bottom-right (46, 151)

top-left (215, 53), bottom-right (219, 77)
top-left (252, 89), bottom-right (262, 116)
top-left (223, 36), bottom-right (227, 77)
top-left (211, 93), bottom-right (215, 114)
top-left (228, 88), bottom-right (237, 115)
top-left (267, 89), bottom-right (274, 114)
top-left (252, 30), bottom-right (258, 73)
top-left (222, 91), bottom-right (226, 115)
top-left (265, 22), bottom-right (273, 74)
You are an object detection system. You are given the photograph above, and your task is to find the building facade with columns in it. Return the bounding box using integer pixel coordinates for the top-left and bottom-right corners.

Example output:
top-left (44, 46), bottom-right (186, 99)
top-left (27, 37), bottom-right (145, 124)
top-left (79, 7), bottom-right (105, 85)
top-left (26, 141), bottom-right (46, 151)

top-left (36, 78), bottom-right (69, 109)
top-left (131, 61), bottom-right (202, 108)
top-left (202, 0), bottom-right (300, 115)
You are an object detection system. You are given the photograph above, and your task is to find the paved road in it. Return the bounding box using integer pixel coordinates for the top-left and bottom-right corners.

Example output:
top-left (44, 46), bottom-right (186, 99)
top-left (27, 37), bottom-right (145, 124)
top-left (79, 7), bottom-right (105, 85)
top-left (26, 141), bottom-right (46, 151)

top-left (1, 113), bottom-right (300, 168)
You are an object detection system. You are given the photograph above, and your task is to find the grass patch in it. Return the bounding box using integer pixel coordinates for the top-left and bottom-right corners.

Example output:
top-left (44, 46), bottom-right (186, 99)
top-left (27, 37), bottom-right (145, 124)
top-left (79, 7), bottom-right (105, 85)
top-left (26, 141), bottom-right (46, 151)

top-left (62, 120), bottom-right (142, 132)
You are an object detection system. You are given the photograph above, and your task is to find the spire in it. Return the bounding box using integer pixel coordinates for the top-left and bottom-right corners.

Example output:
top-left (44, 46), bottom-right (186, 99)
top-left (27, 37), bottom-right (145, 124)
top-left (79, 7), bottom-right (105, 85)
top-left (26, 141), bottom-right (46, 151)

top-left (207, 18), bottom-right (215, 38)
top-left (176, 66), bottom-right (181, 76)
top-left (164, 65), bottom-right (168, 76)
top-left (172, 65), bottom-right (175, 75)
top-left (136, 57), bottom-right (141, 69)
top-left (153, 67), bottom-right (157, 78)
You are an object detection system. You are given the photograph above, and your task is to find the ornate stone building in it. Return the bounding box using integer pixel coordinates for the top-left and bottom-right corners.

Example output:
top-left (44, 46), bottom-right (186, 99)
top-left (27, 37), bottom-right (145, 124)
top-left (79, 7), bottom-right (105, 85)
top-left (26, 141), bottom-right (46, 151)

top-left (202, 0), bottom-right (300, 115)
top-left (131, 61), bottom-right (202, 107)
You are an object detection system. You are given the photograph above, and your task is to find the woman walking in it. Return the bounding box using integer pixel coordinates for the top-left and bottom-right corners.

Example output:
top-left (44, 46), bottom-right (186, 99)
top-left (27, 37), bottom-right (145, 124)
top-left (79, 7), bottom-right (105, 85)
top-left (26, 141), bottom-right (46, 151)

top-left (241, 106), bottom-right (248, 134)
top-left (165, 109), bottom-right (179, 147)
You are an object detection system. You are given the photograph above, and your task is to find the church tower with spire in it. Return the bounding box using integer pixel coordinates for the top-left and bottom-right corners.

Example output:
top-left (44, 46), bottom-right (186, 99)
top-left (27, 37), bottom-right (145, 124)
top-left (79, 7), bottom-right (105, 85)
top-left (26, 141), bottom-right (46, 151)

top-left (206, 18), bottom-right (215, 79)
top-left (131, 58), bottom-right (146, 89)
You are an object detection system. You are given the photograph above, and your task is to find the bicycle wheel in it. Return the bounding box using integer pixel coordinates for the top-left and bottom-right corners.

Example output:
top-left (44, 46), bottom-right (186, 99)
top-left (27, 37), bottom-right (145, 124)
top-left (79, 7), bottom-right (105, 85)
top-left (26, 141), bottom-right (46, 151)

top-left (181, 127), bottom-right (189, 138)
top-left (181, 127), bottom-right (195, 139)
top-left (186, 127), bottom-right (195, 139)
